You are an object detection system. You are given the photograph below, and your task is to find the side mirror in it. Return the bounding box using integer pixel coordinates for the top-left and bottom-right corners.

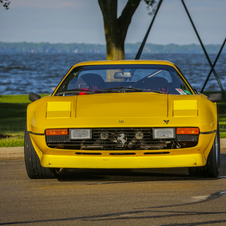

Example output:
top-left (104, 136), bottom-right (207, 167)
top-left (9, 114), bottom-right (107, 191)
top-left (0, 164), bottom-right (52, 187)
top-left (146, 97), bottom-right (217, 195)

top-left (208, 93), bottom-right (222, 102)
top-left (29, 92), bottom-right (41, 102)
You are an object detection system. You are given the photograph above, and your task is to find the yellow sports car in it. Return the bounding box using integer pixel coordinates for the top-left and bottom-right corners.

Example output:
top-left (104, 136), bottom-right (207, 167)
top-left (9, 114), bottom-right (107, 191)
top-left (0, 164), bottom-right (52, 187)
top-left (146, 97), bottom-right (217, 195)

top-left (25, 60), bottom-right (222, 179)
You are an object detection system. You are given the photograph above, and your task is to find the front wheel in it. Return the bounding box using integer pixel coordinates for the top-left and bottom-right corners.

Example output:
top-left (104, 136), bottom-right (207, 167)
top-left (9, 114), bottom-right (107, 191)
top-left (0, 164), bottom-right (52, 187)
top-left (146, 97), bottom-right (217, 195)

top-left (206, 122), bottom-right (220, 177)
top-left (24, 127), bottom-right (58, 179)
top-left (188, 122), bottom-right (220, 178)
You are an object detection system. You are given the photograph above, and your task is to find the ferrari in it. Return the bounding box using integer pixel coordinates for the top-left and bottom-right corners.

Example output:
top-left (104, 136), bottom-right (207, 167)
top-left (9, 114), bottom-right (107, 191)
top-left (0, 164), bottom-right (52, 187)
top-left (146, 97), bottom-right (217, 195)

top-left (25, 60), bottom-right (222, 179)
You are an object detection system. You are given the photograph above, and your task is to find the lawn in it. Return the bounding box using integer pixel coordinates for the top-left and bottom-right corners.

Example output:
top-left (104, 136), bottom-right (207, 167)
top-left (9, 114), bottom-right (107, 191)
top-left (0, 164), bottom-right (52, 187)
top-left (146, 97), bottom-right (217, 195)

top-left (0, 94), bottom-right (47, 147)
top-left (0, 93), bottom-right (225, 147)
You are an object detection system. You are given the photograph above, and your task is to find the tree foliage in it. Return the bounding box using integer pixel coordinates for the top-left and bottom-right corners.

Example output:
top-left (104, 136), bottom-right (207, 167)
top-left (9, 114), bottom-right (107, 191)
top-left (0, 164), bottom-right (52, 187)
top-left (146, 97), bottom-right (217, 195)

top-left (98, 0), bottom-right (156, 60)
top-left (0, 0), bottom-right (10, 9)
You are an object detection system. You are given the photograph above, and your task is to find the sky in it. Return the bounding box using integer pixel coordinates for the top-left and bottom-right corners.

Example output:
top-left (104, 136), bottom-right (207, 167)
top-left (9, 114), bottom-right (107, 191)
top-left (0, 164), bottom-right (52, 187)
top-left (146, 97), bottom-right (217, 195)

top-left (0, 0), bottom-right (225, 45)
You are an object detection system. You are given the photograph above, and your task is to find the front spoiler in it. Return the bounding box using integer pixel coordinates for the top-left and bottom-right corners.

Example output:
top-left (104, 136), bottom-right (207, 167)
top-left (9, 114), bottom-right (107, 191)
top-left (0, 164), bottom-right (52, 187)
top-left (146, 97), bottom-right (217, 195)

top-left (41, 153), bottom-right (207, 169)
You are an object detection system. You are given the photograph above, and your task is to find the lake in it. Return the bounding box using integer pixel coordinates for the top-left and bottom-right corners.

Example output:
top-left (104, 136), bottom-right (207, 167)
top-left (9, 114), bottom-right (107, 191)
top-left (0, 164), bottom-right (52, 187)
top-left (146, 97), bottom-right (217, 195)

top-left (0, 53), bottom-right (225, 94)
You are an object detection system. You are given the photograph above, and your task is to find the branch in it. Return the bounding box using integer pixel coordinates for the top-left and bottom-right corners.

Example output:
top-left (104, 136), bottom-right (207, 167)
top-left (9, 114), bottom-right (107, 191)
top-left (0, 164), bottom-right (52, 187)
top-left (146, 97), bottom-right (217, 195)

top-left (117, 0), bottom-right (141, 40)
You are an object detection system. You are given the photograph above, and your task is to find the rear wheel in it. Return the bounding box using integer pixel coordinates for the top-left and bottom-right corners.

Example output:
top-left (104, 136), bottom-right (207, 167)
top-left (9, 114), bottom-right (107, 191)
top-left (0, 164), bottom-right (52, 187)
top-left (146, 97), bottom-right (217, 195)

top-left (188, 122), bottom-right (220, 178)
top-left (24, 127), bottom-right (58, 179)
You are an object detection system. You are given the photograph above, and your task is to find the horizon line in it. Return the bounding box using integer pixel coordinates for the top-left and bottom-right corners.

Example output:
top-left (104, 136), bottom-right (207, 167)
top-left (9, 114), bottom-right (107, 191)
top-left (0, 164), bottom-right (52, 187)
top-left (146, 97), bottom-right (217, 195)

top-left (0, 41), bottom-right (224, 46)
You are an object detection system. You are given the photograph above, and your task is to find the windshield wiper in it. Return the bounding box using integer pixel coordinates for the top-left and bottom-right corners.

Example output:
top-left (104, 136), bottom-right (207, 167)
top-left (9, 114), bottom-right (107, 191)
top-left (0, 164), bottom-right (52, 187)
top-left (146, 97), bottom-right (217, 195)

top-left (55, 87), bottom-right (165, 96)
top-left (97, 86), bottom-right (165, 94)
top-left (146, 90), bottom-right (165, 94)
top-left (55, 89), bottom-right (94, 96)
top-left (97, 86), bottom-right (144, 93)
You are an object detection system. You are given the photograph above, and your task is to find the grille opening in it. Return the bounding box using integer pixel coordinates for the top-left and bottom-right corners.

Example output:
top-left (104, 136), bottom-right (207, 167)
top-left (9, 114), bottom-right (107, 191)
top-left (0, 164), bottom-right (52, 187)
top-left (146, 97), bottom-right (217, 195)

top-left (75, 152), bottom-right (101, 155)
top-left (109, 153), bottom-right (136, 155)
top-left (46, 127), bottom-right (199, 150)
top-left (144, 152), bottom-right (170, 155)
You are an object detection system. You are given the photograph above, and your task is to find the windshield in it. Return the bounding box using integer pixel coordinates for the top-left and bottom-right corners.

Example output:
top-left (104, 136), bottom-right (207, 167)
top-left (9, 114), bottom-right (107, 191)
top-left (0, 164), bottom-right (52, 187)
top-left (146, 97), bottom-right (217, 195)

top-left (55, 64), bottom-right (193, 96)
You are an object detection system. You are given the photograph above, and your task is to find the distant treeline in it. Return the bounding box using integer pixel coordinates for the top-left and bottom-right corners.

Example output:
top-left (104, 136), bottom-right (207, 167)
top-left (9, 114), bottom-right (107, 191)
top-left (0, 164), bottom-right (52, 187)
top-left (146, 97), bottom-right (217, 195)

top-left (0, 42), bottom-right (225, 54)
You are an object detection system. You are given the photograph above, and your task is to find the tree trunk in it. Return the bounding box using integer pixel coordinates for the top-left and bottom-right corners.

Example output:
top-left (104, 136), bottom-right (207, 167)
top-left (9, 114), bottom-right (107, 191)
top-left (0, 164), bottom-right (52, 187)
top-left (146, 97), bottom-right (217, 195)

top-left (98, 0), bottom-right (141, 60)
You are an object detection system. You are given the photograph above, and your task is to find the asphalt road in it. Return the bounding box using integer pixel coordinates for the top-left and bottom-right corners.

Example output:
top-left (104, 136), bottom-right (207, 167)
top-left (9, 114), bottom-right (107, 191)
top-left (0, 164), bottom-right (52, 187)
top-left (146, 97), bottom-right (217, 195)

top-left (0, 155), bottom-right (226, 226)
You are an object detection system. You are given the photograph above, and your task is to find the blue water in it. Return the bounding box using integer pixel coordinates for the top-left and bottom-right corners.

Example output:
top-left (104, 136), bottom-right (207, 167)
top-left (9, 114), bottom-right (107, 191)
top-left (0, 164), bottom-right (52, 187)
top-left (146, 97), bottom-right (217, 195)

top-left (0, 53), bottom-right (225, 94)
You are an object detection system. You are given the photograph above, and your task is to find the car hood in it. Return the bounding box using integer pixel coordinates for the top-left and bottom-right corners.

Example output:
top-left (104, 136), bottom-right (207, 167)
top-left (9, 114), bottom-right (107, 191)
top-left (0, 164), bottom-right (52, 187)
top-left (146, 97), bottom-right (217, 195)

top-left (27, 92), bottom-right (217, 134)
top-left (76, 93), bottom-right (167, 118)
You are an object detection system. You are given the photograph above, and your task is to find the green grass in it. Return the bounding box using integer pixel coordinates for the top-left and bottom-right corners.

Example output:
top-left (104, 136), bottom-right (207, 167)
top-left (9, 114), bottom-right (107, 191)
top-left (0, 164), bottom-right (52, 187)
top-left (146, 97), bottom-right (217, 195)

top-left (0, 93), bottom-right (225, 147)
top-left (0, 94), bottom-right (48, 147)
top-left (203, 91), bottom-right (226, 138)
top-left (219, 115), bottom-right (226, 138)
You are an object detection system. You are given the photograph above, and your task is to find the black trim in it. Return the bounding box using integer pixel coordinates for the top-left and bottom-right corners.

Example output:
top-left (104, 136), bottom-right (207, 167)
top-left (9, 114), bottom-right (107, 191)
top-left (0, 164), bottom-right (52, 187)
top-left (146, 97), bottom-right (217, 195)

top-left (30, 132), bottom-right (44, 136)
top-left (200, 130), bottom-right (216, 135)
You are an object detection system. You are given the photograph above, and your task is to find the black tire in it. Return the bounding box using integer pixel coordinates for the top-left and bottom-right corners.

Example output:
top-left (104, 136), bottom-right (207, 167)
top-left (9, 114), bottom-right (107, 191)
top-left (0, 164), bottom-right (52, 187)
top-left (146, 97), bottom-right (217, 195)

top-left (24, 127), bottom-right (57, 179)
top-left (206, 122), bottom-right (220, 177)
top-left (188, 122), bottom-right (220, 178)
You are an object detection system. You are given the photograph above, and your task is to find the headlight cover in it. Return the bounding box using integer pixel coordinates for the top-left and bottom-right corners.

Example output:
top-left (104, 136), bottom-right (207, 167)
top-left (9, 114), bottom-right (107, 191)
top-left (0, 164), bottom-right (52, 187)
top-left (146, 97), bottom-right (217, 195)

top-left (70, 129), bottom-right (92, 139)
top-left (153, 128), bottom-right (175, 139)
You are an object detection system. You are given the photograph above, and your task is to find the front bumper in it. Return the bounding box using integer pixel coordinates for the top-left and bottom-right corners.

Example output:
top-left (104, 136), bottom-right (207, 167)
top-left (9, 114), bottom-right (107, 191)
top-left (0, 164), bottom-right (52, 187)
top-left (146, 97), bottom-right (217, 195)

top-left (30, 132), bottom-right (215, 169)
